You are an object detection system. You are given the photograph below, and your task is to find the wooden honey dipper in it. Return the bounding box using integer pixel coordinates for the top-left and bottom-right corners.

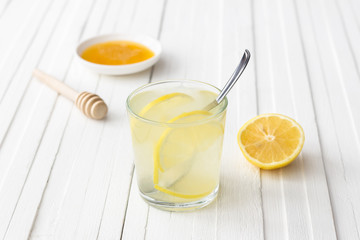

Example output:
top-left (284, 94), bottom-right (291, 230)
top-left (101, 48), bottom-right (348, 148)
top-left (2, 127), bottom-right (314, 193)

top-left (33, 69), bottom-right (108, 120)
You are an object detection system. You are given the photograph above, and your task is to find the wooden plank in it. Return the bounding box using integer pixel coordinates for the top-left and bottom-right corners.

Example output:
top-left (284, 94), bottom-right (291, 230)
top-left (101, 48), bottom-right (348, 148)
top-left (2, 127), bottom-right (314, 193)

top-left (253, 0), bottom-right (288, 238)
top-left (334, 0), bottom-right (360, 85)
top-left (314, 0), bottom-right (360, 234)
top-left (254, 0), bottom-right (337, 239)
top-left (0, 0), bottom-right (98, 238)
top-left (0, 0), bottom-right (51, 161)
top-left (0, 0), bottom-right (48, 102)
top-left (27, 0), bottom-right (114, 237)
top-left (309, 0), bottom-right (360, 141)
top-left (217, 0), bottom-right (263, 239)
top-left (0, 0), bottom-right (76, 237)
top-left (30, 0), bottom-right (165, 239)
top-left (296, 0), bottom-right (360, 238)
top-left (276, 0), bottom-right (337, 239)
top-left (0, 0), bottom-right (11, 18)
top-left (347, 0), bottom-right (360, 30)
top-left (121, 176), bottom-right (149, 240)
top-left (73, 74), bottom-right (147, 240)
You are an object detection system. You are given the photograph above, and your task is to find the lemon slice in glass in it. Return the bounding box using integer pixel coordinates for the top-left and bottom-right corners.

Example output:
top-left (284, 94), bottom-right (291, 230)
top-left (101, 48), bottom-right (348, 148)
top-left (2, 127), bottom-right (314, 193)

top-left (237, 113), bottom-right (305, 170)
top-left (132, 92), bottom-right (193, 143)
top-left (153, 110), bottom-right (223, 199)
top-left (139, 92), bottom-right (193, 122)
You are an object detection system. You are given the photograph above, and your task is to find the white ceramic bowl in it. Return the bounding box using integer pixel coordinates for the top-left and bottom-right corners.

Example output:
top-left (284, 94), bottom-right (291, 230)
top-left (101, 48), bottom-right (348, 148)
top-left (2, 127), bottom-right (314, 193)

top-left (76, 34), bottom-right (162, 75)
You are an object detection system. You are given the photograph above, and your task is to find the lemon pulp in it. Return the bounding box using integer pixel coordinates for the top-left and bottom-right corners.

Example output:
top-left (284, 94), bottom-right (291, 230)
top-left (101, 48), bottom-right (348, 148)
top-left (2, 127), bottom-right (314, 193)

top-left (237, 113), bottom-right (305, 170)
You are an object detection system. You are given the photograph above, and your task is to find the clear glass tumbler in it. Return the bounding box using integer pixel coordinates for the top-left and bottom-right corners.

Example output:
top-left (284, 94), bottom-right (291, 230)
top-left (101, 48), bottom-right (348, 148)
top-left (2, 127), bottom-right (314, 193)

top-left (126, 80), bottom-right (227, 211)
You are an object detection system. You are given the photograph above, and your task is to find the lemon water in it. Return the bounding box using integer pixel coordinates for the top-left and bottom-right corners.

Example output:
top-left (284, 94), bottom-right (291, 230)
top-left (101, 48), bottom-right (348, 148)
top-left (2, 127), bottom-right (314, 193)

top-left (128, 82), bottom-right (227, 207)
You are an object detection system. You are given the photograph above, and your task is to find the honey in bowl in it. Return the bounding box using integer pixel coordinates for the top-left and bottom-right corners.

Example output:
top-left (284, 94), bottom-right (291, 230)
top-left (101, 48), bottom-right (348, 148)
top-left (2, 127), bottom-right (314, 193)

top-left (81, 40), bottom-right (155, 65)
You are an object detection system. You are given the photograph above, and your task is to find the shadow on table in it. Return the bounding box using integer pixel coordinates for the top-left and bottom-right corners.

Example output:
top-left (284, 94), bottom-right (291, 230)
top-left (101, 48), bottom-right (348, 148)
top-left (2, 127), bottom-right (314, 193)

top-left (216, 153), bottom-right (310, 212)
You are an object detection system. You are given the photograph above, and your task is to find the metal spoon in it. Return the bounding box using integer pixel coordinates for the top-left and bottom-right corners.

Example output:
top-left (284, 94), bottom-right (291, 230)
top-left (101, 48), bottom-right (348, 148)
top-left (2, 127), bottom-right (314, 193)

top-left (204, 49), bottom-right (251, 111)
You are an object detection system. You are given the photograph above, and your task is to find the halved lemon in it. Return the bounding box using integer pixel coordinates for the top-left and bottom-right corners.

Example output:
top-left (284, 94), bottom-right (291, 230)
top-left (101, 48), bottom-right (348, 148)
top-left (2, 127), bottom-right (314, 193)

top-left (153, 110), bottom-right (223, 199)
top-left (237, 113), bottom-right (305, 170)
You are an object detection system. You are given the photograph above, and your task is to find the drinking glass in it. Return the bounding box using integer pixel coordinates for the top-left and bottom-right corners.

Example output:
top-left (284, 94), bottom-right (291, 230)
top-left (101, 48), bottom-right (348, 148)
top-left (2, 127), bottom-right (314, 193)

top-left (126, 80), bottom-right (227, 211)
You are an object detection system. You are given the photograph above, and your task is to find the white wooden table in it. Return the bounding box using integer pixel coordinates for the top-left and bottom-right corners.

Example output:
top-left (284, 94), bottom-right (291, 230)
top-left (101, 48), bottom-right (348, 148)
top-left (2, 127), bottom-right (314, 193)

top-left (0, 0), bottom-right (359, 239)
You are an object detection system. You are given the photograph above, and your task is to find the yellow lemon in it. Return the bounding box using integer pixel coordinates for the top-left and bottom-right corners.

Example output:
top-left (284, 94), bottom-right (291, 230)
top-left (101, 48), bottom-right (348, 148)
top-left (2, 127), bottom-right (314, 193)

top-left (237, 113), bottom-right (305, 170)
top-left (138, 92), bottom-right (193, 122)
top-left (154, 110), bottom-right (212, 173)
top-left (132, 92), bottom-right (193, 143)
top-left (154, 110), bottom-right (223, 199)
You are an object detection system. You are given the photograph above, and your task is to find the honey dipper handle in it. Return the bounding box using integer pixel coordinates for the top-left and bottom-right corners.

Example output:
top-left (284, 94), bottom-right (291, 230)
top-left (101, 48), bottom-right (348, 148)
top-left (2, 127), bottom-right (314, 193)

top-left (33, 69), bottom-right (79, 102)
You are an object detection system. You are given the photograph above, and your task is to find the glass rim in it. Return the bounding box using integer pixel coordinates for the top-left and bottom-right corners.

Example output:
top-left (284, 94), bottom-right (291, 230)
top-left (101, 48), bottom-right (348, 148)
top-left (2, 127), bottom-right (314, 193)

top-left (126, 79), bottom-right (228, 127)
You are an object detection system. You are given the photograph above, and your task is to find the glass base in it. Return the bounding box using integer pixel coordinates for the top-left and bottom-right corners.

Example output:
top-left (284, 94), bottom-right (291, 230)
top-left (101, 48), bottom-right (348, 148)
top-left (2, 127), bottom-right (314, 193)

top-left (139, 185), bottom-right (219, 212)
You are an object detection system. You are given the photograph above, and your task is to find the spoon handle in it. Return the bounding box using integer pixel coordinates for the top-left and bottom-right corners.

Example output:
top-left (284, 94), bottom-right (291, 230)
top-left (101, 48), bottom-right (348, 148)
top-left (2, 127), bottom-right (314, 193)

top-left (33, 69), bottom-right (79, 102)
top-left (216, 49), bottom-right (251, 103)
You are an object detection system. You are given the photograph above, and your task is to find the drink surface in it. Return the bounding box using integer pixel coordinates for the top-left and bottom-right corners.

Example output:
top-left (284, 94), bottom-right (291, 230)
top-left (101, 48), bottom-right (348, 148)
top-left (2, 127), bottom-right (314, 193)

top-left (128, 85), bottom-right (226, 203)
